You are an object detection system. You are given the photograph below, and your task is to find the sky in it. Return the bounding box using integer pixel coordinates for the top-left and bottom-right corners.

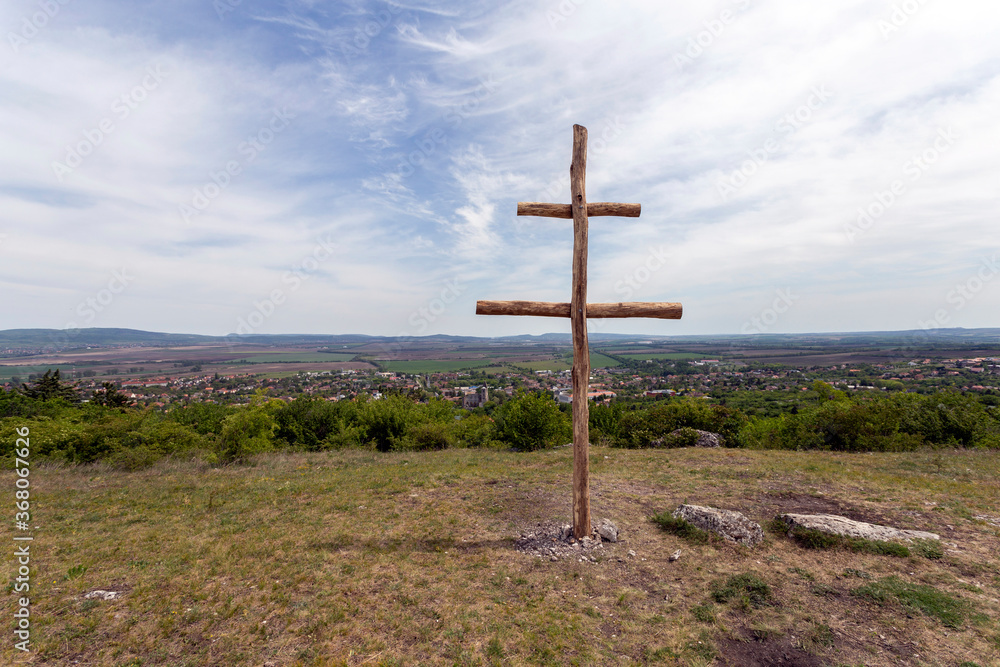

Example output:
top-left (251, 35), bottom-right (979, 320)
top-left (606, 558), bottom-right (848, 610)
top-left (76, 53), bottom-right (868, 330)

top-left (1, 0), bottom-right (998, 339)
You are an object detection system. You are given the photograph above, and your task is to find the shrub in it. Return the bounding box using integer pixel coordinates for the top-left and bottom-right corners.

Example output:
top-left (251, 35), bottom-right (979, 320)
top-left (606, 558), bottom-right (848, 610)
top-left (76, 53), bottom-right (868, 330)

top-left (656, 427), bottom-right (701, 448)
top-left (168, 402), bottom-right (237, 435)
top-left (614, 399), bottom-right (746, 448)
top-left (450, 414), bottom-right (501, 448)
top-left (493, 391), bottom-right (570, 451)
top-left (396, 422), bottom-right (454, 451)
top-left (358, 394), bottom-right (414, 452)
top-left (218, 392), bottom-right (282, 462)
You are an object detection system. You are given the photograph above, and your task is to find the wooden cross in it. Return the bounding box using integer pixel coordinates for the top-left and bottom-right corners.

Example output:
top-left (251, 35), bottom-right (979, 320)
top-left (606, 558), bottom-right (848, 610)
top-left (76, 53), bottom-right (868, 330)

top-left (476, 124), bottom-right (683, 539)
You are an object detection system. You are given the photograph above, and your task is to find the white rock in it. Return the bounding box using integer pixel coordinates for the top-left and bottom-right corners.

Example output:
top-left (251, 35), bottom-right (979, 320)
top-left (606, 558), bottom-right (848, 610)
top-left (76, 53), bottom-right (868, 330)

top-left (778, 513), bottom-right (939, 542)
top-left (673, 504), bottom-right (764, 547)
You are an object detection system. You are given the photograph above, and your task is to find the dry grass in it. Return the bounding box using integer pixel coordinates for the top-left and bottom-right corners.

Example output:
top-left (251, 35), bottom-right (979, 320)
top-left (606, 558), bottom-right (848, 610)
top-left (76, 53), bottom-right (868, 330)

top-left (4, 447), bottom-right (1000, 666)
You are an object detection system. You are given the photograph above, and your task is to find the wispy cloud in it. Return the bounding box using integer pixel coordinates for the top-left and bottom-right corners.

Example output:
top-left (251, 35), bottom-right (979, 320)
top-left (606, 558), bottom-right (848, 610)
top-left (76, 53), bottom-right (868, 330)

top-left (1, 0), bottom-right (998, 336)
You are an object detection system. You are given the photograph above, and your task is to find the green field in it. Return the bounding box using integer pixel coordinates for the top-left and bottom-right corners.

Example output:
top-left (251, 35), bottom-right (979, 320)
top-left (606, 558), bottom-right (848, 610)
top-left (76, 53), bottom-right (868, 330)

top-left (514, 352), bottom-right (620, 372)
top-left (614, 352), bottom-right (710, 361)
top-left (0, 365), bottom-right (66, 381)
top-left (380, 359), bottom-right (497, 374)
top-left (238, 353), bottom-right (356, 363)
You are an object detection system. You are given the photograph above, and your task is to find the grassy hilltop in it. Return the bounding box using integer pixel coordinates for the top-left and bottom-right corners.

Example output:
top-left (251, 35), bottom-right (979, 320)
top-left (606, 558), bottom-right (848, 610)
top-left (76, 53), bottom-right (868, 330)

top-left (4, 446), bottom-right (999, 666)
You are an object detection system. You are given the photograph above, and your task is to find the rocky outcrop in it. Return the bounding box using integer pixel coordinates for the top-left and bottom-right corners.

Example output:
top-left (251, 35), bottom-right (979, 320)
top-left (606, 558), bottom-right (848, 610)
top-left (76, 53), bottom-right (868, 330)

top-left (777, 513), bottom-right (939, 542)
top-left (673, 504), bottom-right (763, 547)
top-left (653, 428), bottom-right (724, 448)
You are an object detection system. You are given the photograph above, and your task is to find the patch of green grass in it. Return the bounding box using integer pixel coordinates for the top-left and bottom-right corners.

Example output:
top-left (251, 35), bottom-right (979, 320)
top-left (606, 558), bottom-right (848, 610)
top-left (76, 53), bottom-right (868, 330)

top-left (846, 537), bottom-right (910, 557)
top-left (850, 576), bottom-right (975, 629)
top-left (843, 568), bottom-right (872, 580)
top-left (691, 603), bottom-right (715, 623)
top-left (912, 538), bottom-right (944, 559)
top-left (787, 527), bottom-right (910, 556)
top-left (682, 630), bottom-right (717, 664)
top-left (803, 622), bottom-right (835, 650)
top-left (789, 526), bottom-right (841, 549)
top-left (650, 512), bottom-right (711, 544)
top-left (788, 566), bottom-right (815, 581)
top-left (710, 573), bottom-right (775, 609)
top-left (643, 646), bottom-right (678, 662)
top-left (765, 517), bottom-right (790, 534)
top-left (64, 565), bottom-right (88, 581)
top-left (810, 583), bottom-right (840, 598)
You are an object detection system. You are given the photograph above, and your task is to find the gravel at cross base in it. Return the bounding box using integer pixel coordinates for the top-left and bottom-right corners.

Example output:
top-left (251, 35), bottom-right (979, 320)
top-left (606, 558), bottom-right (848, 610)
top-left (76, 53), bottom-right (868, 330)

top-left (515, 521), bottom-right (627, 563)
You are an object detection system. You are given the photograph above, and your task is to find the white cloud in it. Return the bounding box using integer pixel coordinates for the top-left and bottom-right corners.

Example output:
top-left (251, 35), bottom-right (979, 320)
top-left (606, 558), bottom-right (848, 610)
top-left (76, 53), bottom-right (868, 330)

top-left (1, 0), bottom-right (998, 336)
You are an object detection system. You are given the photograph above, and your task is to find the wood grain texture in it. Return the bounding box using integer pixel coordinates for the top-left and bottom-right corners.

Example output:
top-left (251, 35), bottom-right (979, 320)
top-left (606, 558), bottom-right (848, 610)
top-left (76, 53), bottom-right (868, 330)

top-left (516, 202), bottom-right (641, 218)
top-left (570, 123), bottom-right (591, 540)
top-left (475, 301), bottom-right (682, 319)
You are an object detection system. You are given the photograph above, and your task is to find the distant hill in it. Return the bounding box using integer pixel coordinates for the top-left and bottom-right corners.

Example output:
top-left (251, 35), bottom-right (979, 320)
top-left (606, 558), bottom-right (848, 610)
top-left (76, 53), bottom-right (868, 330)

top-left (1, 327), bottom-right (998, 352)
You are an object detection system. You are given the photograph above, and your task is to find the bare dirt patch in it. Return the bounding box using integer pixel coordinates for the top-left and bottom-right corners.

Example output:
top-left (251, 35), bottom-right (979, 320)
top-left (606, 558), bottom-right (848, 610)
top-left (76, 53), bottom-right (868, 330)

top-left (716, 627), bottom-right (825, 667)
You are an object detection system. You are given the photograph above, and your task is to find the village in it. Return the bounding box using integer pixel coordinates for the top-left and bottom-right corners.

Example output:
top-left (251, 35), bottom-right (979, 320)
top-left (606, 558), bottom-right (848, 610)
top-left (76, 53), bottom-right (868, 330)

top-left (9, 354), bottom-right (997, 410)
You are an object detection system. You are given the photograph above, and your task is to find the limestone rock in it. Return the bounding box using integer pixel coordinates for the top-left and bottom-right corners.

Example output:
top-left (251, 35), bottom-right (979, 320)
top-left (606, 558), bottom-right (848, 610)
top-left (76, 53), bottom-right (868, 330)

top-left (673, 504), bottom-right (763, 547)
top-left (596, 518), bottom-right (619, 543)
top-left (778, 513), bottom-right (939, 542)
top-left (84, 590), bottom-right (121, 601)
top-left (653, 428), bottom-right (724, 448)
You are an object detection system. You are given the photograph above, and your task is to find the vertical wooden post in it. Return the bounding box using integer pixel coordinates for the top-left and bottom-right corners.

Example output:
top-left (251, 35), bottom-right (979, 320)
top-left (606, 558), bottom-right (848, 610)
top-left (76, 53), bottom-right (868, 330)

top-left (570, 124), bottom-right (590, 540)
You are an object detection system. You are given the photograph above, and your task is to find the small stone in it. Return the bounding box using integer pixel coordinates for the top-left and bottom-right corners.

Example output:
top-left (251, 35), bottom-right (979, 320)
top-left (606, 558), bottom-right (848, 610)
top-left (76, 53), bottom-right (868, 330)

top-left (550, 556), bottom-right (559, 562)
top-left (84, 590), bottom-right (120, 601)
top-left (596, 518), bottom-right (619, 543)
top-left (669, 550), bottom-right (682, 562)
top-left (627, 549), bottom-right (636, 557)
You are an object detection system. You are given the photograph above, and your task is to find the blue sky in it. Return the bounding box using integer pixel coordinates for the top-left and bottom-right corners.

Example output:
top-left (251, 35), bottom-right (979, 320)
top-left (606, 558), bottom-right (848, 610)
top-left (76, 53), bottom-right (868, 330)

top-left (1, 0), bottom-right (998, 338)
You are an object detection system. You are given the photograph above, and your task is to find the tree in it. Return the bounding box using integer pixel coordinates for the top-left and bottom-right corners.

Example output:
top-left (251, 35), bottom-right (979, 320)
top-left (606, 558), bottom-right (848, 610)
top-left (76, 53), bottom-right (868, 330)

top-left (493, 390), bottom-right (570, 451)
top-left (218, 390), bottom-right (282, 462)
top-left (20, 369), bottom-right (79, 402)
top-left (91, 381), bottom-right (134, 409)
